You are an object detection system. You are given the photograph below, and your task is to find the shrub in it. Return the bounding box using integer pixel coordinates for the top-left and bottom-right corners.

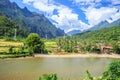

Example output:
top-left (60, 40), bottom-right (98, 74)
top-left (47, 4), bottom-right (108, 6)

top-left (73, 49), bottom-right (78, 53)
top-left (102, 60), bottom-right (120, 80)
top-left (8, 46), bottom-right (14, 53)
top-left (85, 70), bottom-right (93, 80)
top-left (113, 45), bottom-right (120, 54)
top-left (25, 33), bottom-right (45, 54)
top-left (39, 73), bottom-right (57, 80)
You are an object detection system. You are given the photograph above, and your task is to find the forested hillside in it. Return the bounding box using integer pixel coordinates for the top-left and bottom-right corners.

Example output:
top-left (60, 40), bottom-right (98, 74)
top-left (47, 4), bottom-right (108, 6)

top-left (0, 13), bottom-right (28, 38)
top-left (73, 26), bottom-right (120, 41)
top-left (56, 26), bottom-right (120, 54)
top-left (0, 0), bottom-right (65, 38)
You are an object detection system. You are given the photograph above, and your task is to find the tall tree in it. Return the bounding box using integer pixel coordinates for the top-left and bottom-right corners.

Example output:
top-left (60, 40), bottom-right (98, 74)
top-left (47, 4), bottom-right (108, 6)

top-left (25, 33), bottom-right (45, 54)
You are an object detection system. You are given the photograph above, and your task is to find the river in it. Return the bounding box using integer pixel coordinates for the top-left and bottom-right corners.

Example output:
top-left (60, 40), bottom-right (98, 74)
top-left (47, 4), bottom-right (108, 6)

top-left (0, 57), bottom-right (117, 80)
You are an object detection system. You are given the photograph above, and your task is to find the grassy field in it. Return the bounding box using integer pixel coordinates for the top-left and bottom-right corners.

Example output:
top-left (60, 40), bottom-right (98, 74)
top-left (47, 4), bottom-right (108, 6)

top-left (0, 39), bottom-right (58, 58)
top-left (0, 39), bottom-right (58, 53)
top-left (0, 40), bottom-right (25, 58)
top-left (44, 40), bottom-right (57, 52)
top-left (0, 41), bottom-right (23, 52)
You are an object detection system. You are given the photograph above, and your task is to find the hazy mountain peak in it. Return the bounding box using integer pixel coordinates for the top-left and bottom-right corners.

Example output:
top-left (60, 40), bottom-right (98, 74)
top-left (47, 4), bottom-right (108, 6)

top-left (67, 30), bottom-right (81, 35)
top-left (88, 18), bottom-right (120, 31)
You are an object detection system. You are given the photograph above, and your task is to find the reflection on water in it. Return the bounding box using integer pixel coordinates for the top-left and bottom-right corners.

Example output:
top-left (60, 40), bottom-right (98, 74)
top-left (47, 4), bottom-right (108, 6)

top-left (0, 57), bottom-right (116, 80)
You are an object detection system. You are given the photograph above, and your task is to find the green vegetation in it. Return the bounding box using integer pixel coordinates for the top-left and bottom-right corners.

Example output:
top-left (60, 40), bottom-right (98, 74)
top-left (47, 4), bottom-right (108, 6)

top-left (0, 33), bottom-right (48, 59)
top-left (102, 60), bottom-right (120, 80)
top-left (0, 40), bottom-right (23, 52)
top-left (73, 26), bottom-right (120, 41)
top-left (0, 13), bottom-right (27, 39)
top-left (44, 39), bottom-right (57, 52)
top-left (56, 37), bottom-right (78, 52)
top-left (113, 45), bottom-right (120, 54)
top-left (25, 33), bottom-right (45, 54)
top-left (39, 74), bottom-right (57, 80)
top-left (85, 70), bottom-right (93, 80)
top-left (0, 40), bottom-right (30, 59)
top-left (60, 26), bottom-right (120, 54)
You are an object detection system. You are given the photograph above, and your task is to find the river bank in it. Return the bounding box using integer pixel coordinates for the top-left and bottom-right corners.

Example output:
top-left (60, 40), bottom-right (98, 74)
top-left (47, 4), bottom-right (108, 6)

top-left (1, 52), bottom-right (120, 59)
top-left (34, 53), bottom-right (120, 58)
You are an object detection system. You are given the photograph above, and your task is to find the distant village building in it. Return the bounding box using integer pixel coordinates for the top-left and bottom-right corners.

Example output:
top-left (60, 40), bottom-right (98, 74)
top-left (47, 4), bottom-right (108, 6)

top-left (101, 46), bottom-right (113, 53)
top-left (75, 45), bottom-right (82, 51)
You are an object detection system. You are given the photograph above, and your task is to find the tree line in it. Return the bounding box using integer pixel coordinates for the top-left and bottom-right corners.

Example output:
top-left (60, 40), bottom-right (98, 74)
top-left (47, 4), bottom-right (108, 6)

top-left (0, 13), bottom-right (28, 40)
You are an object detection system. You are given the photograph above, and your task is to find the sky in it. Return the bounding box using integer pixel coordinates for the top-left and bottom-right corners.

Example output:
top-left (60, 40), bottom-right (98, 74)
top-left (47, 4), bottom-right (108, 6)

top-left (10, 0), bottom-right (120, 33)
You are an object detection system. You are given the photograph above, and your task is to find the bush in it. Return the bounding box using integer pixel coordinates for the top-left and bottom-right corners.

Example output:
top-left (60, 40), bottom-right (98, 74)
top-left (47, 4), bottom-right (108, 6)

top-left (8, 46), bottom-right (14, 53)
top-left (85, 45), bottom-right (91, 52)
top-left (73, 49), bottom-right (78, 53)
top-left (25, 33), bottom-right (45, 54)
top-left (39, 73), bottom-right (57, 80)
top-left (85, 70), bottom-right (93, 80)
top-left (113, 45), bottom-right (120, 54)
top-left (102, 60), bottom-right (120, 80)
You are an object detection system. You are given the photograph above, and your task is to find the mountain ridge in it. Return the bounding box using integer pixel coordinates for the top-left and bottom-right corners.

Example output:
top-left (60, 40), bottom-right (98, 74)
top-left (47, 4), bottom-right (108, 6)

top-left (88, 18), bottom-right (120, 31)
top-left (67, 30), bottom-right (81, 35)
top-left (0, 0), bottom-right (65, 38)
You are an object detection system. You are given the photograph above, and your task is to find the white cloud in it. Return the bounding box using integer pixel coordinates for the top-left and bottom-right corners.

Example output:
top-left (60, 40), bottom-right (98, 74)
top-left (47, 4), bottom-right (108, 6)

top-left (107, 11), bottom-right (120, 23)
top-left (110, 0), bottom-right (120, 5)
top-left (72, 0), bottom-right (102, 7)
top-left (22, 0), bottom-right (89, 32)
top-left (72, 0), bottom-right (120, 6)
top-left (73, 0), bottom-right (95, 3)
top-left (22, 0), bottom-right (120, 32)
top-left (22, 0), bottom-right (34, 4)
top-left (23, 0), bottom-right (56, 16)
top-left (66, 28), bottom-right (79, 33)
top-left (72, 0), bottom-right (120, 27)
top-left (83, 7), bottom-right (119, 26)
top-left (51, 7), bottom-right (89, 32)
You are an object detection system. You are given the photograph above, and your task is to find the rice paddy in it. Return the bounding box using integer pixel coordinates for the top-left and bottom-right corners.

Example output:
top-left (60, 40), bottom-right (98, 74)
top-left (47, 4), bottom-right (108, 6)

top-left (0, 40), bottom-right (23, 52)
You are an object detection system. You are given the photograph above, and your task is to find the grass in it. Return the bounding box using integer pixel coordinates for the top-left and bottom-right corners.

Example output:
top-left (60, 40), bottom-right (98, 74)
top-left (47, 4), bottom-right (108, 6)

top-left (0, 39), bottom-right (58, 58)
top-left (0, 40), bottom-right (23, 52)
top-left (0, 41), bottom-right (23, 47)
top-left (44, 40), bottom-right (58, 52)
top-left (0, 39), bottom-right (58, 53)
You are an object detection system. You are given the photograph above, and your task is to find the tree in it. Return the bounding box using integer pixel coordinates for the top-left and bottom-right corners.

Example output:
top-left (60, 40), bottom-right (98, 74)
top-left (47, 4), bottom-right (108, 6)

top-left (25, 33), bottom-right (45, 54)
top-left (0, 14), bottom-right (28, 39)
top-left (56, 37), bottom-right (78, 53)
top-left (113, 44), bottom-right (120, 54)
top-left (102, 60), bottom-right (120, 80)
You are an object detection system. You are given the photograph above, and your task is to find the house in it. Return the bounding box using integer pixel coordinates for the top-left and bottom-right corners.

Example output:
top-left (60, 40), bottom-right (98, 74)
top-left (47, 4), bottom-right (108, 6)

top-left (75, 45), bottom-right (82, 51)
top-left (101, 46), bottom-right (113, 53)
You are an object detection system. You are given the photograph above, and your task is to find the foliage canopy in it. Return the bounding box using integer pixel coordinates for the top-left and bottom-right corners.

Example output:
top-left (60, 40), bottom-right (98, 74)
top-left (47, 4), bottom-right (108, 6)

top-left (25, 33), bottom-right (45, 53)
top-left (102, 60), bottom-right (120, 80)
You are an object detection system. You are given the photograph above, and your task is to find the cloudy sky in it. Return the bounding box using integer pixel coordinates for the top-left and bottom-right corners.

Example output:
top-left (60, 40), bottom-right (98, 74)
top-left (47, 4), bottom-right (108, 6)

top-left (10, 0), bottom-right (120, 33)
